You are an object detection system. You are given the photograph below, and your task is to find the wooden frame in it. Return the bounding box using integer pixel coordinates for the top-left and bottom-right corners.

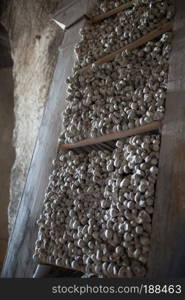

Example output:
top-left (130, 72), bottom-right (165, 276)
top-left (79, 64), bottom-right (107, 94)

top-left (38, 1), bottom-right (185, 278)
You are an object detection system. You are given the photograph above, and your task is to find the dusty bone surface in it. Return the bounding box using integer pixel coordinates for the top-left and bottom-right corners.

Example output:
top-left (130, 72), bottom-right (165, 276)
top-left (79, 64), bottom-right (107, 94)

top-left (60, 0), bottom-right (174, 146)
top-left (34, 0), bottom-right (174, 279)
top-left (34, 134), bottom-right (160, 278)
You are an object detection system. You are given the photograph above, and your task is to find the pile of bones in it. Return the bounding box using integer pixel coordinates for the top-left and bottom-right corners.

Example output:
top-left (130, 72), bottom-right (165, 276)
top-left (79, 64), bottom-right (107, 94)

top-left (35, 135), bottom-right (160, 277)
top-left (34, 0), bottom-right (174, 277)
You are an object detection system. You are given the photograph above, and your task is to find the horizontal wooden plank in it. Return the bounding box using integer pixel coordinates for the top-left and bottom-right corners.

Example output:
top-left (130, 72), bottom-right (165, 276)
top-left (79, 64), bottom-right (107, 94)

top-left (91, 0), bottom-right (134, 23)
top-left (39, 261), bottom-right (84, 274)
top-left (39, 260), bottom-right (124, 278)
top-left (148, 0), bottom-right (185, 277)
top-left (59, 121), bottom-right (162, 151)
top-left (79, 21), bottom-right (173, 73)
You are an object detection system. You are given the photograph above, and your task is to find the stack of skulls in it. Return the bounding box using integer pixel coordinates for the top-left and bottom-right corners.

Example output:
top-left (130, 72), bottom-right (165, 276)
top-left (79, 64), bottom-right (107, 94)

top-left (75, 0), bottom-right (174, 68)
top-left (34, 135), bottom-right (160, 278)
top-left (60, 33), bottom-right (171, 144)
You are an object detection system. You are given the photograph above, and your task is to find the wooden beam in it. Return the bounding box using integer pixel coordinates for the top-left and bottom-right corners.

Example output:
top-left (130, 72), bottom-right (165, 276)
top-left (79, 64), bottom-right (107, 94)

top-left (148, 0), bottom-right (185, 277)
top-left (0, 239), bottom-right (7, 270)
top-left (59, 121), bottom-right (162, 152)
top-left (90, 1), bottom-right (134, 23)
top-left (0, 23), bottom-right (13, 68)
top-left (1, 18), bottom-right (86, 278)
top-left (79, 21), bottom-right (173, 73)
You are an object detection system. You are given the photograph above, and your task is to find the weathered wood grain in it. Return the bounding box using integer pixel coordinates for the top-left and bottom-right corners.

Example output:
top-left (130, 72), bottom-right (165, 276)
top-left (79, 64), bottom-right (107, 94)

top-left (79, 21), bottom-right (173, 73)
top-left (1, 17), bottom-right (85, 278)
top-left (148, 0), bottom-right (185, 277)
top-left (59, 121), bottom-right (162, 152)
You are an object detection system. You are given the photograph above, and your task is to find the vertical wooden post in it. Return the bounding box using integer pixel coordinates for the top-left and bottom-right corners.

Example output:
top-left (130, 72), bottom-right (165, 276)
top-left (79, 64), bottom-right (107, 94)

top-left (148, 0), bottom-right (185, 277)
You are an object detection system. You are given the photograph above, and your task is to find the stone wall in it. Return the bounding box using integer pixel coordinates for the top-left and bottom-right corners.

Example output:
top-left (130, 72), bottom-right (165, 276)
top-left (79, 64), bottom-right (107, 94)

top-left (3, 0), bottom-right (64, 232)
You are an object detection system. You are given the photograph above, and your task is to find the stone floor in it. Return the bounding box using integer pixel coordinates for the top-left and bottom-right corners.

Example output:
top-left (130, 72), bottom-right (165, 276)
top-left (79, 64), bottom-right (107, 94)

top-left (0, 68), bottom-right (15, 269)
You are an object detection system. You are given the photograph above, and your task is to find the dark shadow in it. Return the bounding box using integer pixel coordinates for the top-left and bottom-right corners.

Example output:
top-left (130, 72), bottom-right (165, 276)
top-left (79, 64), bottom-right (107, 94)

top-left (0, 23), bottom-right (13, 68)
top-left (0, 22), bottom-right (14, 269)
